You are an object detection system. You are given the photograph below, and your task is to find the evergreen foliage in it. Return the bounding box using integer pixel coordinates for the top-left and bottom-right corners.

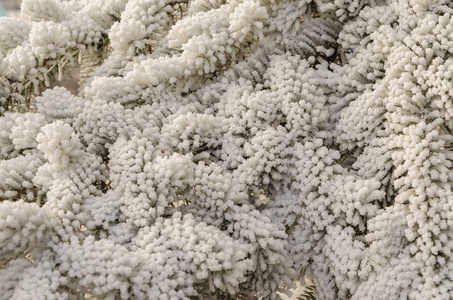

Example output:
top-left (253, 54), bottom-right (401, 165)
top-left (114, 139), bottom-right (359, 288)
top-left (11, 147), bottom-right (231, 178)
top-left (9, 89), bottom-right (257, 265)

top-left (2, 0), bottom-right (453, 299)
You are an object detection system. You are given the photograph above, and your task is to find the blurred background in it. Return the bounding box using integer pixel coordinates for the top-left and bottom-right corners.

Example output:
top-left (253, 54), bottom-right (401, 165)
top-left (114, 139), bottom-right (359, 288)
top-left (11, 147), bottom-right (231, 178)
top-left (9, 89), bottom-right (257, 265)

top-left (0, 0), bottom-right (21, 17)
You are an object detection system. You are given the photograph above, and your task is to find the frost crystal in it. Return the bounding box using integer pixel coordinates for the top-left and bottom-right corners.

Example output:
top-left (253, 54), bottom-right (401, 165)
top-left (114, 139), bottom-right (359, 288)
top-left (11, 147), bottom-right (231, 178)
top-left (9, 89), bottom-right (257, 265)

top-left (2, 0), bottom-right (453, 299)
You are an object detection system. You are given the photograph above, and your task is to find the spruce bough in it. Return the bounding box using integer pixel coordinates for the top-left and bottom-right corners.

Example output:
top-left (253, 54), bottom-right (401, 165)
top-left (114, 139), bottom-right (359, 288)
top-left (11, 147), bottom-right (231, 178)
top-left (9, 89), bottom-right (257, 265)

top-left (1, 0), bottom-right (453, 299)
